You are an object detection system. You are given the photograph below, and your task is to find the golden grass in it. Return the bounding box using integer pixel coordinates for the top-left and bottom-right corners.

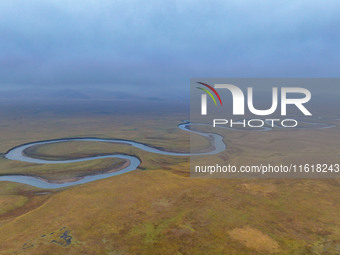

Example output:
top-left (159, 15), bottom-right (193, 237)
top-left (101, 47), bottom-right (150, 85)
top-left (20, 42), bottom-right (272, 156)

top-left (1, 104), bottom-right (340, 254)
top-left (1, 168), bottom-right (340, 254)
top-left (242, 183), bottom-right (277, 196)
top-left (0, 195), bottom-right (28, 215)
top-left (229, 226), bottom-right (280, 253)
top-left (0, 157), bottom-right (126, 182)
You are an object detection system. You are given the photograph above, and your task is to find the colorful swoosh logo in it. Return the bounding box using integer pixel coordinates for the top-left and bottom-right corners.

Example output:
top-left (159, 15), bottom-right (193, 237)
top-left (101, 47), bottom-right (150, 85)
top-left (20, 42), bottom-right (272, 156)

top-left (196, 82), bottom-right (223, 106)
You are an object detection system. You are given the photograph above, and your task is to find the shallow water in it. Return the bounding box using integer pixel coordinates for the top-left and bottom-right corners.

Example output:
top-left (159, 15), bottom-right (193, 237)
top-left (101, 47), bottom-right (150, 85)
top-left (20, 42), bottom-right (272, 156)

top-left (0, 123), bottom-right (225, 189)
top-left (0, 120), bottom-right (336, 189)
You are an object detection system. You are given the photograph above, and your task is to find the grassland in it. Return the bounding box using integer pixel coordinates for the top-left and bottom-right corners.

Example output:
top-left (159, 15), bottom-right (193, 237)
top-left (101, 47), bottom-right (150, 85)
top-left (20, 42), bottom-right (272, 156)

top-left (1, 100), bottom-right (340, 254)
top-left (0, 156), bottom-right (126, 182)
top-left (1, 170), bottom-right (340, 254)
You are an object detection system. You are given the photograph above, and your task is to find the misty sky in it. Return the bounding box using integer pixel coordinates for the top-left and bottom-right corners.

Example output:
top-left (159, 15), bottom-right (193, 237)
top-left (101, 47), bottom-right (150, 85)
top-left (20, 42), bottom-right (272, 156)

top-left (0, 0), bottom-right (339, 96)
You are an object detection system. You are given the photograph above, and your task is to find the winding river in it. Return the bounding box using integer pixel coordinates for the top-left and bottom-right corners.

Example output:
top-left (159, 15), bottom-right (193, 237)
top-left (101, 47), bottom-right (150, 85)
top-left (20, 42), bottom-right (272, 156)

top-left (0, 121), bottom-right (336, 189)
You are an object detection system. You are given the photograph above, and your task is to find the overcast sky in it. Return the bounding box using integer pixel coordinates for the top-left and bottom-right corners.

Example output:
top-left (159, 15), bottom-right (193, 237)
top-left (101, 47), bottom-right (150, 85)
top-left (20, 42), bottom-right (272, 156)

top-left (0, 0), bottom-right (339, 96)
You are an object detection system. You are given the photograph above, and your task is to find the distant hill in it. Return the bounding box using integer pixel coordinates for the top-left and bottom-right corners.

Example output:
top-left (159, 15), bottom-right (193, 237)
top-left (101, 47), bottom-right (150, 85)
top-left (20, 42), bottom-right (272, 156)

top-left (0, 88), bottom-right (164, 102)
top-left (49, 89), bottom-right (91, 100)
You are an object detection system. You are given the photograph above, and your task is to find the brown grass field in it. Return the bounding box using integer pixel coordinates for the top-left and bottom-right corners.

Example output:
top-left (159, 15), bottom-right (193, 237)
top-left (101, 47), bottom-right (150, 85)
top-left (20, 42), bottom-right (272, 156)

top-left (0, 100), bottom-right (340, 254)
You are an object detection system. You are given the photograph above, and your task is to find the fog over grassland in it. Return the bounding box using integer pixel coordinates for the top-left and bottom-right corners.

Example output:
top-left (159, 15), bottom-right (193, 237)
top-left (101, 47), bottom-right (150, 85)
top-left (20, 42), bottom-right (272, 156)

top-left (0, 0), bottom-right (340, 100)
